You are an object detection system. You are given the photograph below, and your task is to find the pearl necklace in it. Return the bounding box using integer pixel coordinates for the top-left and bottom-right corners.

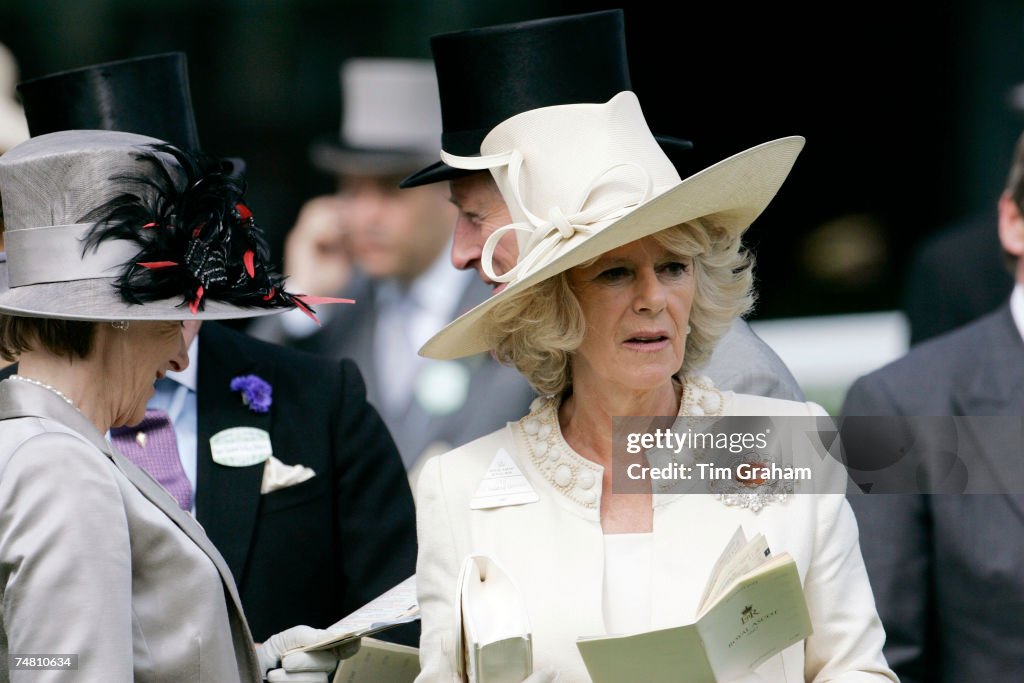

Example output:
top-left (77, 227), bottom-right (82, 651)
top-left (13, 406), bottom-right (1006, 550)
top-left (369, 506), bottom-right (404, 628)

top-left (8, 374), bottom-right (77, 407)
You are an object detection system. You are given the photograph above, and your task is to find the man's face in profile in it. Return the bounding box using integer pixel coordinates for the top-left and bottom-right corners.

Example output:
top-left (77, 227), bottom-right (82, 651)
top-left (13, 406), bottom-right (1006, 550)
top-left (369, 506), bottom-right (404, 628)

top-left (447, 173), bottom-right (517, 294)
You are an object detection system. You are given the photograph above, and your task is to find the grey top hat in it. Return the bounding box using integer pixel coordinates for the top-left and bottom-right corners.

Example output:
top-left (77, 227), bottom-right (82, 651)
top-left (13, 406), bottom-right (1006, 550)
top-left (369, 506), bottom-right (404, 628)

top-left (310, 58), bottom-right (442, 177)
top-left (0, 129), bottom-right (312, 321)
top-left (0, 42), bottom-right (28, 152)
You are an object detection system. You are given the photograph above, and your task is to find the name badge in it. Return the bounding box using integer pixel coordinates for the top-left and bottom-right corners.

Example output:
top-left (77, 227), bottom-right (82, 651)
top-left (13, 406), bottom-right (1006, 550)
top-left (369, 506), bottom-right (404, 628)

top-left (210, 427), bottom-right (272, 467)
top-left (470, 448), bottom-right (539, 509)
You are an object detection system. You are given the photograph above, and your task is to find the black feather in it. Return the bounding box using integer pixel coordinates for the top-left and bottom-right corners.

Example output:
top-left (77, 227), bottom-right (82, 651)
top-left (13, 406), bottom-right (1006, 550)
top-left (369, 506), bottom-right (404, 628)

top-left (80, 143), bottom-right (303, 314)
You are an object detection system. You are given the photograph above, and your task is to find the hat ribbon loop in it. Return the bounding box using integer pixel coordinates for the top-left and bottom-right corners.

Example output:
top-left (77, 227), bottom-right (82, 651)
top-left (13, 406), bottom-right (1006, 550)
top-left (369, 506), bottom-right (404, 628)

top-left (481, 152), bottom-right (654, 284)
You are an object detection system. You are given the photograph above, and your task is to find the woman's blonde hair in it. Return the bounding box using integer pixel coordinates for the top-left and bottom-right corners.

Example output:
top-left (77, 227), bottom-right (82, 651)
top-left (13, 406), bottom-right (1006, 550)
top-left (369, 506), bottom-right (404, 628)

top-left (482, 218), bottom-right (754, 395)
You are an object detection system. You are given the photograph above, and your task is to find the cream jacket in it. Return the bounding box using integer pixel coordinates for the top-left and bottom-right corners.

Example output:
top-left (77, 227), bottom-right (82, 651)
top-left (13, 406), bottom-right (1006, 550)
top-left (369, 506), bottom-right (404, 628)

top-left (415, 381), bottom-right (897, 682)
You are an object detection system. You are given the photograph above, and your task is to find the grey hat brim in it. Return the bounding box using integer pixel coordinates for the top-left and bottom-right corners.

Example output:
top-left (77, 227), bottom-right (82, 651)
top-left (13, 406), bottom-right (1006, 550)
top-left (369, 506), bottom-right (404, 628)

top-left (0, 271), bottom-right (288, 321)
top-left (310, 138), bottom-right (439, 178)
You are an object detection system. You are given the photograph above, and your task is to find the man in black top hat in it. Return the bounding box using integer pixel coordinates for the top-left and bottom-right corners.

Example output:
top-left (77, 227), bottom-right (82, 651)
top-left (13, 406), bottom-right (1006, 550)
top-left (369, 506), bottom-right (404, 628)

top-left (8, 53), bottom-right (418, 645)
top-left (401, 9), bottom-right (804, 401)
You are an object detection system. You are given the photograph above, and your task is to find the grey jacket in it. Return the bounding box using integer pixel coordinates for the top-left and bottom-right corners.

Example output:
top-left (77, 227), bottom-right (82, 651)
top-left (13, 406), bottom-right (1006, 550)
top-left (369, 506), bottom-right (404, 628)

top-left (0, 379), bottom-right (260, 682)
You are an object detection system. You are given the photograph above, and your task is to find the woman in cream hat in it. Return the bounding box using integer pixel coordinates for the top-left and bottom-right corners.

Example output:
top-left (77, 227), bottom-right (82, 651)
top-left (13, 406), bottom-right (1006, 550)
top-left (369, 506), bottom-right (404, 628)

top-left (0, 129), bottom-right (352, 682)
top-left (413, 87), bottom-right (896, 683)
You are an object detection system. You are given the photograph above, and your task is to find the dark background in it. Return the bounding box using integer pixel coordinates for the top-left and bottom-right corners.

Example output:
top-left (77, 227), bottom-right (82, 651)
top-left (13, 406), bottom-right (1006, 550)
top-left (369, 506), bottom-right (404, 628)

top-left (2, 0), bottom-right (1022, 320)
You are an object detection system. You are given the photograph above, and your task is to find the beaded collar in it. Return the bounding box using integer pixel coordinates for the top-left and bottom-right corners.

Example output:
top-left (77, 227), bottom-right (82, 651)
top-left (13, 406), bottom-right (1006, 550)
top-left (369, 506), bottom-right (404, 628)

top-left (516, 375), bottom-right (725, 510)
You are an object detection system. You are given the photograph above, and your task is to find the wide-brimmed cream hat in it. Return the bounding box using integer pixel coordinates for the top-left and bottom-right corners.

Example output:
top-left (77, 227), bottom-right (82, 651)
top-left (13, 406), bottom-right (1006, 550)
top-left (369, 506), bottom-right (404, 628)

top-left (419, 91), bottom-right (804, 360)
top-left (0, 129), bottom-right (336, 321)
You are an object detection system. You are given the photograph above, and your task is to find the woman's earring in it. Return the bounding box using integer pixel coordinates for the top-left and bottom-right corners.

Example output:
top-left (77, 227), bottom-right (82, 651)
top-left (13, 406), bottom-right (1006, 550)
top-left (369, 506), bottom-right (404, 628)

top-left (111, 320), bottom-right (130, 331)
top-left (686, 324), bottom-right (692, 334)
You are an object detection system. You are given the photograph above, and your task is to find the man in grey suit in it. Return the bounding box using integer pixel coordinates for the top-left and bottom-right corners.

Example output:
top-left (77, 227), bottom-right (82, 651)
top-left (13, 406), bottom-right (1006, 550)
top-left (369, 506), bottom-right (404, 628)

top-left (250, 59), bottom-right (535, 474)
top-left (400, 10), bottom-right (803, 403)
top-left (840, 130), bottom-right (1024, 682)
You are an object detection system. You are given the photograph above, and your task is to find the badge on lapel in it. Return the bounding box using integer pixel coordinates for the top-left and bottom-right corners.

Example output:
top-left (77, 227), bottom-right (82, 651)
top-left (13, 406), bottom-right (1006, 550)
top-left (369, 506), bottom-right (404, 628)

top-left (470, 448), bottom-right (539, 510)
top-left (216, 374), bottom-right (315, 493)
top-left (210, 426), bottom-right (273, 467)
top-left (209, 426), bottom-right (316, 494)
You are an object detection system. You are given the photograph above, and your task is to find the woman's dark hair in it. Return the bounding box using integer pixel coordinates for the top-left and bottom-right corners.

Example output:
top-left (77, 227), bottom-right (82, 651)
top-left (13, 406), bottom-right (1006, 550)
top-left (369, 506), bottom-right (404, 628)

top-left (0, 317), bottom-right (97, 362)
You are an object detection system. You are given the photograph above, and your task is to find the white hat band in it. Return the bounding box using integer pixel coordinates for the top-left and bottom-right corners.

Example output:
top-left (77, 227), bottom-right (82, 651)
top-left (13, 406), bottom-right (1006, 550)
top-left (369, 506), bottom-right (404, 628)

top-left (5, 223), bottom-right (138, 287)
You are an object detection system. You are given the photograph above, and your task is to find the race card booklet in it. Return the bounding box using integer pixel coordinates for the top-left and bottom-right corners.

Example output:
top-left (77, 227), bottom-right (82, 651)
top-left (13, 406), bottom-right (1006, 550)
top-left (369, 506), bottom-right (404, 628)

top-left (333, 636), bottom-right (420, 683)
top-left (291, 574), bottom-right (420, 653)
top-left (576, 527), bottom-right (813, 683)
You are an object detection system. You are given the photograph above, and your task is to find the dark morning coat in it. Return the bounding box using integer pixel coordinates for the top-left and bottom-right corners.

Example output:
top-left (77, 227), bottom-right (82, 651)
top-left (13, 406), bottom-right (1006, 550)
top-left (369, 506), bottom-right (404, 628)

top-left (193, 322), bottom-right (417, 642)
top-left (841, 304), bottom-right (1024, 683)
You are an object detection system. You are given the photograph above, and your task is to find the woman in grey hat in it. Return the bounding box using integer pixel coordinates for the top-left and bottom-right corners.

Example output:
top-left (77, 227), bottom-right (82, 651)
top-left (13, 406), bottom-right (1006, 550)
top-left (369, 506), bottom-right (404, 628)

top-left (0, 130), bottom-right (352, 682)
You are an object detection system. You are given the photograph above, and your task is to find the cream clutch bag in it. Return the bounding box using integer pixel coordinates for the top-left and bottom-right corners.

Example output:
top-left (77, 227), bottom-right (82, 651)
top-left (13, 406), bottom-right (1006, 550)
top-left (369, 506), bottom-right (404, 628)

top-left (455, 555), bottom-right (533, 683)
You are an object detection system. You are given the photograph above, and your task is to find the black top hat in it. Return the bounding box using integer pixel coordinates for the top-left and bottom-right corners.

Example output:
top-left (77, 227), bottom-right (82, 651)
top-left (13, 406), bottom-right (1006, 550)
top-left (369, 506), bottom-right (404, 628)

top-left (17, 52), bottom-right (244, 176)
top-left (399, 9), bottom-right (692, 188)
top-left (19, 53), bottom-right (201, 152)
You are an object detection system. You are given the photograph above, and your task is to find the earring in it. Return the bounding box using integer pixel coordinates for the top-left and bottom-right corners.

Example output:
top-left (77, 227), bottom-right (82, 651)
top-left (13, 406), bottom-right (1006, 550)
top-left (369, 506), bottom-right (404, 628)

top-left (111, 320), bottom-right (130, 331)
top-left (686, 324), bottom-right (692, 334)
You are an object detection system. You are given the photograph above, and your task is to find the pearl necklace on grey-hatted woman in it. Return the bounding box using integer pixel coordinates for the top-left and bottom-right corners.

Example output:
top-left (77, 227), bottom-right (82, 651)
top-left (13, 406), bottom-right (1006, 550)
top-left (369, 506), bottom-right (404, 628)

top-left (7, 374), bottom-right (77, 407)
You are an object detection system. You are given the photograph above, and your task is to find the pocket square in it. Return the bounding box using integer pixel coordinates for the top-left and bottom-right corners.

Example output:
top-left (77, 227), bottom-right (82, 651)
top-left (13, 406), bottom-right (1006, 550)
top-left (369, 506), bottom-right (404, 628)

top-left (261, 455), bottom-right (316, 494)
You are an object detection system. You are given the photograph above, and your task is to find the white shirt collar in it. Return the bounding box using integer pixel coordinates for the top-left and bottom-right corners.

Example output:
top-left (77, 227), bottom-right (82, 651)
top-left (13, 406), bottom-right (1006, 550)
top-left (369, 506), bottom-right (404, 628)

top-left (164, 334), bottom-right (199, 392)
top-left (1010, 283), bottom-right (1024, 344)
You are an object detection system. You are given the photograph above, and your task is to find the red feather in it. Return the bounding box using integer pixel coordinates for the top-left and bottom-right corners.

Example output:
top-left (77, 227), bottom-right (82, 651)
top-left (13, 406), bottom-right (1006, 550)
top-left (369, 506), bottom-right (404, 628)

top-left (295, 295), bottom-right (355, 305)
top-left (243, 250), bottom-right (255, 278)
top-left (189, 285), bottom-right (205, 315)
top-left (236, 203), bottom-right (252, 221)
top-left (262, 287), bottom-right (276, 301)
top-left (138, 261), bottom-right (179, 269)
top-left (141, 222), bottom-right (159, 229)
top-left (292, 296), bottom-right (321, 326)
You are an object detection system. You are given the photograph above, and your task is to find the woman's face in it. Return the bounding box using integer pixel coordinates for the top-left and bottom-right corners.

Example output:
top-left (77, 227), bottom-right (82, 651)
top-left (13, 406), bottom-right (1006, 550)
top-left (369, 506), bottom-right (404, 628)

top-left (568, 236), bottom-right (694, 394)
top-left (108, 320), bottom-right (192, 428)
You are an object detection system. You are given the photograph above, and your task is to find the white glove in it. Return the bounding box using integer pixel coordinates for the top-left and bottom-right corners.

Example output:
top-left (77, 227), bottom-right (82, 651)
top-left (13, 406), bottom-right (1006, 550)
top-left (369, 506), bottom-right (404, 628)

top-left (256, 625), bottom-right (361, 683)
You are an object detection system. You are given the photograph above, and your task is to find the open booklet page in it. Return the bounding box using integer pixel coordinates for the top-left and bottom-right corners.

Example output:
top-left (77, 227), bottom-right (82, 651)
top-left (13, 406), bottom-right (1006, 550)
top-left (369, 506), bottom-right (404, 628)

top-left (698, 528), bottom-right (771, 617)
top-left (458, 555), bottom-right (533, 683)
top-left (333, 637), bottom-right (420, 683)
top-left (577, 527), bottom-right (812, 683)
top-left (293, 574), bottom-right (419, 653)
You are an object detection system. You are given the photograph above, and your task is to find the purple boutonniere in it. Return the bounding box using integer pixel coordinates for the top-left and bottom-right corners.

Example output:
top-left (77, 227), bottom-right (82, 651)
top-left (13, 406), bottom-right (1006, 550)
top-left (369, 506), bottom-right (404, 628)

top-left (230, 374), bottom-right (272, 413)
